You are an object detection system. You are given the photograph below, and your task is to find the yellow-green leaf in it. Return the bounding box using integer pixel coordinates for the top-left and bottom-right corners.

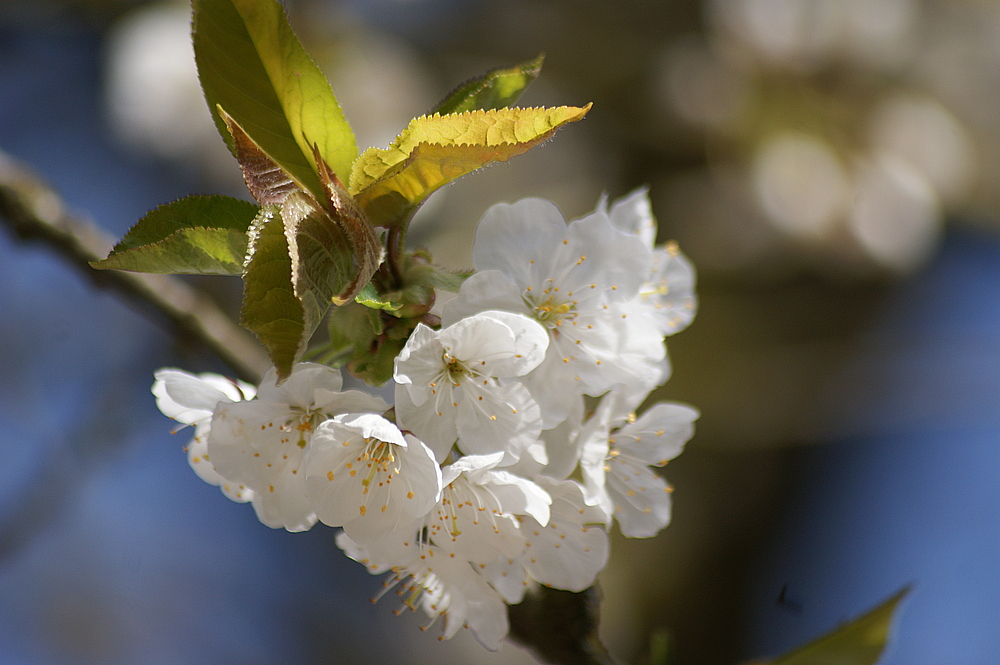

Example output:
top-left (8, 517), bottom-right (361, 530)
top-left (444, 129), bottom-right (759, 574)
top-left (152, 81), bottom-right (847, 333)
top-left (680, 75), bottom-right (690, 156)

top-left (349, 105), bottom-right (591, 228)
top-left (193, 0), bottom-right (356, 202)
top-left (762, 586), bottom-right (911, 665)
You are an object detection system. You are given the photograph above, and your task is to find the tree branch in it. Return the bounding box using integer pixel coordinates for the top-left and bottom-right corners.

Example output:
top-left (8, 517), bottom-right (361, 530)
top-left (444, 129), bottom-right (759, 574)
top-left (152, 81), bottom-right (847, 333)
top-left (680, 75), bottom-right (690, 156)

top-left (508, 585), bottom-right (618, 665)
top-left (0, 149), bottom-right (269, 384)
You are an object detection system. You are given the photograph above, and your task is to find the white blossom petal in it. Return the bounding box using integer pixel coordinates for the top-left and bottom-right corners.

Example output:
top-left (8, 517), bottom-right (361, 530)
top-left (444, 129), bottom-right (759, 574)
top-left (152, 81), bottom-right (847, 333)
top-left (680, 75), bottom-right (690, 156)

top-left (305, 415), bottom-right (441, 543)
top-left (441, 271), bottom-right (527, 327)
top-left (152, 369), bottom-right (256, 506)
top-left (607, 186), bottom-right (657, 249)
top-left (152, 369), bottom-right (252, 425)
top-left (537, 396), bottom-right (586, 481)
top-left (337, 533), bottom-right (510, 650)
top-left (639, 245), bottom-right (698, 336)
top-left (606, 463), bottom-right (673, 538)
top-left (520, 479), bottom-right (609, 592)
top-left (472, 311), bottom-right (549, 376)
top-left (481, 555), bottom-right (530, 604)
top-left (454, 381), bottom-right (541, 464)
top-left (472, 198), bottom-right (569, 286)
top-left (394, 385), bottom-right (457, 463)
top-left (255, 362), bottom-right (343, 404)
top-left (249, 464), bottom-right (316, 532)
top-left (483, 470), bottom-right (551, 526)
top-left (441, 452), bottom-right (505, 485)
top-left (613, 402), bottom-right (698, 466)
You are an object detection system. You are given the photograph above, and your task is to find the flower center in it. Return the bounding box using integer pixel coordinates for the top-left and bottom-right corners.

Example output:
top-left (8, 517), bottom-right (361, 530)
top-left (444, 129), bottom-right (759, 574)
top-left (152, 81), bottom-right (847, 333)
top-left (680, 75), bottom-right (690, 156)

top-left (371, 562), bottom-right (450, 635)
top-left (427, 477), bottom-right (504, 547)
top-left (525, 293), bottom-right (577, 333)
top-left (441, 351), bottom-right (479, 386)
top-left (285, 407), bottom-right (323, 448)
top-left (359, 437), bottom-right (398, 494)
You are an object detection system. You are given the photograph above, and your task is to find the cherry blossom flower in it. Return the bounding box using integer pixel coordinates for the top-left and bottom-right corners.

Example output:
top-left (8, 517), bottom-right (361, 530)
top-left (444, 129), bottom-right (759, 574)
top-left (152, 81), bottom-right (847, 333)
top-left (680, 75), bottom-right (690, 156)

top-left (149, 185), bottom-right (700, 653)
top-left (393, 310), bottom-right (548, 464)
top-left (442, 197), bottom-right (652, 428)
top-left (336, 533), bottom-right (510, 650)
top-left (303, 412), bottom-right (441, 544)
top-left (207, 363), bottom-right (386, 532)
top-left (604, 188), bottom-right (698, 336)
top-left (581, 397), bottom-right (698, 538)
top-left (426, 452), bottom-right (551, 566)
top-left (152, 369), bottom-right (255, 502)
top-left (363, 453), bottom-right (551, 568)
top-left (483, 478), bottom-right (609, 604)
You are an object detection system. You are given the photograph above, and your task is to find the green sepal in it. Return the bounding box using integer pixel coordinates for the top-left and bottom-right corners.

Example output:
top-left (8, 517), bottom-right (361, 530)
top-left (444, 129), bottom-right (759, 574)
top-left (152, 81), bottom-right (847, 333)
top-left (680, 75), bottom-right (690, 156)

top-left (432, 54), bottom-right (544, 115)
top-left (192, 0), bottom-right (357, 203)
top-left (326, 299), bottom-right (438, 386)
top-left (762, 586), bottom-right (911, 665)
top-left (91, 195), bottom-right (258, 275)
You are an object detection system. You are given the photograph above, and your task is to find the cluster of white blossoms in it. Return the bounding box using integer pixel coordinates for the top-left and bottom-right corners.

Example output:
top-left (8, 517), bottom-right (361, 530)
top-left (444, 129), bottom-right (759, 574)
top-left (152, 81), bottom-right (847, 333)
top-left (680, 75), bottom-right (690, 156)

top-left (153, 190), bottom-right (698, 650)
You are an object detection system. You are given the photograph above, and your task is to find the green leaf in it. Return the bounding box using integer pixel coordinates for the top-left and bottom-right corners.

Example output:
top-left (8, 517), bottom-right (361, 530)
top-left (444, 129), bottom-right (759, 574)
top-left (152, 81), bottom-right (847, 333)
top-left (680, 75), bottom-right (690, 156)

top-left (762, 586), bottom-right (911, 665)
top-left (282, 190), bottom-right (358, 308)
top-left (310, 143), bottom-right (384, 305)
top-left (432, 54), bottom-right (544, 115)
top-left (354, 283), bottom-right (403, 312)
top-left (193, 0), bottom-right (356, 202)
top-left (91, 195), bottom-right (258, 275)
top-left (241, 182), bottom-right (383, 380)
top-left (241, 205), bottom-right (316, 381)
top-left (350, 105), bottom-right (592, 228)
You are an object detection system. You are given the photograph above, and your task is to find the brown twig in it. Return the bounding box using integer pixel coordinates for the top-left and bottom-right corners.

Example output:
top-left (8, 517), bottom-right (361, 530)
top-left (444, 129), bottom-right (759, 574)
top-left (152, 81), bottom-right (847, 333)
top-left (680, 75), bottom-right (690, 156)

top-left (0, 149), bottom-right (269, 384)
top-left (508, 585), bottom-right (618, 665)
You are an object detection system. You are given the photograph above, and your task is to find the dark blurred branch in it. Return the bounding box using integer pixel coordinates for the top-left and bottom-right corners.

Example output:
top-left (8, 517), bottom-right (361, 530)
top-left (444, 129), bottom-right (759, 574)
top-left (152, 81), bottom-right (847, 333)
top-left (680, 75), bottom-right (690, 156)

top-left (0, 149), bottom-right (268, 384)
top-left (508, 585), bottom-right (618, 665)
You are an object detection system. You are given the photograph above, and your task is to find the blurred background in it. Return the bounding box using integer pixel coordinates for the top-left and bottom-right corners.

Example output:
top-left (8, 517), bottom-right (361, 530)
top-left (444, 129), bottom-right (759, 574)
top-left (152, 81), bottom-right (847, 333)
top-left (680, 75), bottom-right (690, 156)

top-left (1, 0), bottom-right (999, 663)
